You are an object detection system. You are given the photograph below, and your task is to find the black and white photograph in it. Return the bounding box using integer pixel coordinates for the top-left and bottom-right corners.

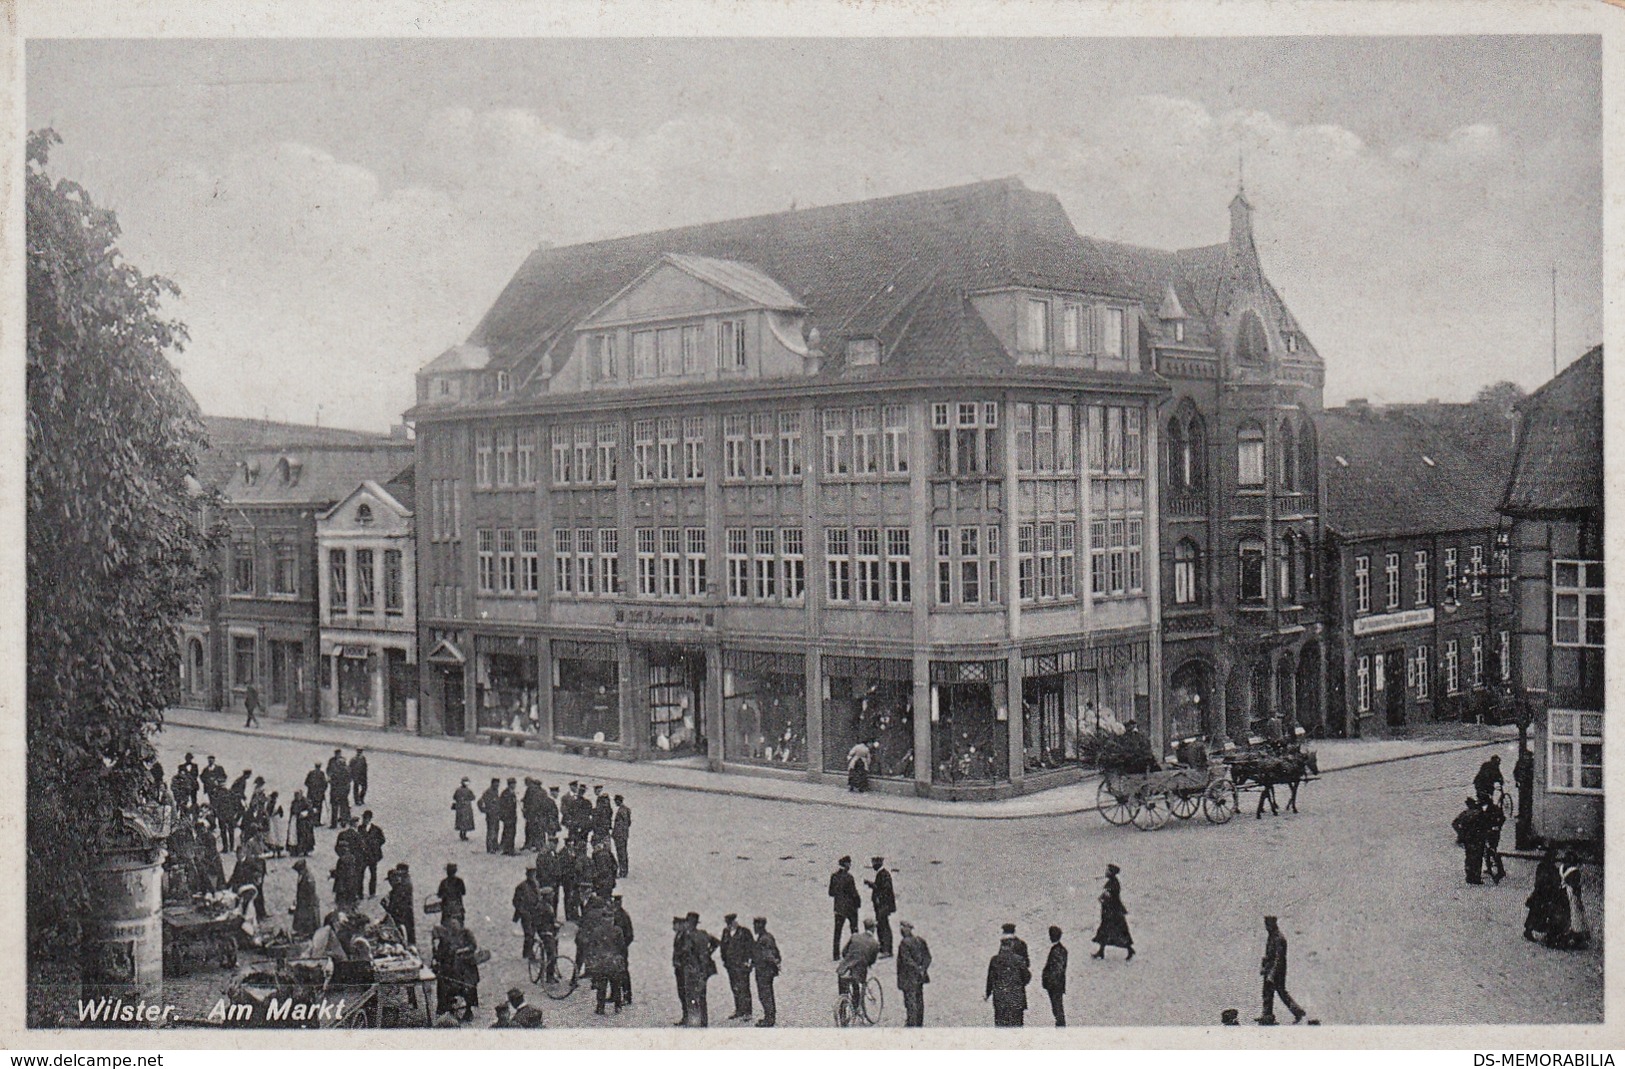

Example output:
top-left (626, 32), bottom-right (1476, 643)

top-left (12, 2), bottom-right (1614, 1048)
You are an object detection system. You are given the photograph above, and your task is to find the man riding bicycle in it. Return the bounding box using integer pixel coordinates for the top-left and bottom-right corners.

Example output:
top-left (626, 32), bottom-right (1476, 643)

top-left (837, 919), bottom-right (882, 1010)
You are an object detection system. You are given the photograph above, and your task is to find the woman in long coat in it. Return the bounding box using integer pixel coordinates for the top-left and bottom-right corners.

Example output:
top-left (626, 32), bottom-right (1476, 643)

top-left (261, 791), bottom-right (285, 856)
top-left (1091, 864), bottom-right (1134, 960)
top-left (290, 789), bottom-right (317, 857)
top-left (290, 860), bottom-right (322, 937)
top-left (433, 915), bottom-right (481, 1021)
top-left (1524, 847), bottom-right (1569, 945)
top-left (452, 778), bottom-right (477, 841)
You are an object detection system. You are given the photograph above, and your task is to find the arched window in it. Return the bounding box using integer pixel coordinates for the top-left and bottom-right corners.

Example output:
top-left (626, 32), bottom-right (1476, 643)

top-left (356, 503), bottom-right (374, 526)
top-left (1188, 413), bottom-right (1206, 491)
top-left (188, 638), bottom-right (205, 693)
top-left (1237, 421), bottom-right (1265, 487)
top-left (1278, 419), bottom-right (1298, 492)
top-left (1277, 531), bottom-right (1296, 604)
top-left (1239, 536), bottom-right (1267, 602)
top-left (1166, 416), bottom-right (1186, 489)
top-left (1298, 418), bottom-right (1318, 494)
top-left (1236, 311), bottom-right (1269, 367)
top-left (1173, 538), bottom-right (1203, 606)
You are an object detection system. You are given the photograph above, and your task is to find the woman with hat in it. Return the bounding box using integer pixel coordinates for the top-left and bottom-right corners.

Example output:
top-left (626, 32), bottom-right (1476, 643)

top-left (1091, 864), bottom-right (1133, 960)
top-left (452, 778), bottom-right (476, 842)
top-left (437, 863), bottom-right (467, 924)
top-left (289, 859), bottom-right (321, 938)
top-left (384, 863), bottom-right (416, 946)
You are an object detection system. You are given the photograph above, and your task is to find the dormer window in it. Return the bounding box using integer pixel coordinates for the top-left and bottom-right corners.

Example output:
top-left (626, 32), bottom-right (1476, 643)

top-left (1285, 332), bottom-right (1300, 354)
top-left (717, 319), bottom-right (747, 370)
top-left (593, 334), bottom-right (617, 380)
top-left (1102, 307), bottom-right (1125, 359)
top-left (1062, 303), bottom-right (1082, 352)
top-left (847, 338), bottom-right (880, 367)
top-left (437, 378), bottom-right (451, 397)
top-left (495, 370), bottom-right (511, 394)
top-left (1025, 298), bottom-right (1050, 352)
top-left (1174, 321), bottom-right (1186, 343)
top-left (356, 503), bottom-right (374, 527)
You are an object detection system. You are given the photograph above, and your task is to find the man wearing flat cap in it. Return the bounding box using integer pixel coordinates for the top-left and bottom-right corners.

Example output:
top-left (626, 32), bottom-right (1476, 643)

top-left (751, 917), bottom-right (780, 1027)
top-left (499, 778), bottom-right (520, 856)
top-left (1258, 915), bottom-right (1306, 1025)
top-left (864, 856), bottom-right (897, 957)
top-left (828, 856), bottom-right (861, 961)
top-left (681, 912), bottom-right (719, 1027)
top-left (670, 916), bottom-right (689, 1026)
top-left (505, 986), bottom-right (545, 1028)
top-left (1000, 922), bottom-right (1030, 967)
top-left (896, 920), bottom-right (932, 1027)
top-left (720, 912), bottom-right (756, 1020)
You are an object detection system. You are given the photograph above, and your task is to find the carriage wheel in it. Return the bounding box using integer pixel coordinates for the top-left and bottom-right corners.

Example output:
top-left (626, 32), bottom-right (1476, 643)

top-left (1131, 789), bottom-right (1169, 831)
top-left (1168, 789), bottom-right (1200, 820)
top-left (1098, 781), bottom-right (1137, 826)
top-left (1203, 779), bottom-right (1238, 824)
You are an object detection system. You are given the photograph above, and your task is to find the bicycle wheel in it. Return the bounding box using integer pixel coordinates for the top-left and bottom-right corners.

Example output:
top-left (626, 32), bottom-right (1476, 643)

top-left (860, 975), bottom-right (884, 1025)
top-left (527, 955), bottom-right (544, 985)
top-left (541, 955), bottom-right (576, 1000)
top-left (834, 994), bottom-right (853, 1028)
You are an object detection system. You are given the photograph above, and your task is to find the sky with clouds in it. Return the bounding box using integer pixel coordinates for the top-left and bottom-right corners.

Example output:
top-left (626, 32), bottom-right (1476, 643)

top-left (26, 36), bottom-right (1601, 432)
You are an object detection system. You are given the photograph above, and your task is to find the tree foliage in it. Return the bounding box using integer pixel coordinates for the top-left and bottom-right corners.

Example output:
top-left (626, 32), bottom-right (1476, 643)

top-left (27, 129), bottom-right (218, 960)
top-left (1474, 380), bottom-right (1526, 411)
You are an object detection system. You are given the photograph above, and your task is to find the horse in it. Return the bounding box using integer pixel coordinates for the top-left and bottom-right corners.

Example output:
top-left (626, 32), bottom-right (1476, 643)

top-left (1230, 750), bottom-right (1319, 818)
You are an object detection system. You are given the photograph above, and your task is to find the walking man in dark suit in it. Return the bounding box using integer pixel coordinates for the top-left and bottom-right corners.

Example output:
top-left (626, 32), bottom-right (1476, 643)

top-left (895, 920), bottom-right (932, 1027)
top-left (985, 931), bottom-right (1031, 1027)
top-left (719, 913), bottom-right (755, 1020)
top-left (499, 778), bottom-right (520, 856)
top-left (478, 778), bottom-right (501, 854)
top-left (751, 917), bottom-right (780, 1027)
top-left (612, 795), bottom-right (632, 877)
top-left (303, 762), bottom-right (327, 828)
top-left (325, 749), bottom-right (351, 828)
top-left (828, 856), bottom-right (861, 961)
top-left (864, 856), bottom-right (896, 957)
top-left (358, 810), bottom-right (387, 897)
top-left (1258, 915), bottom-right (1307, 1025)
top-left (1041, 925), bottom-right (1068, 1026)
top-left (349, 748), bottom-right (369, 806)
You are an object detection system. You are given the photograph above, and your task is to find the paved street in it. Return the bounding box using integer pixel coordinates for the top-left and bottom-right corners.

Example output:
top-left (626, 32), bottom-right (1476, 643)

top-left (153, 725), bottom-right (1601, 1028)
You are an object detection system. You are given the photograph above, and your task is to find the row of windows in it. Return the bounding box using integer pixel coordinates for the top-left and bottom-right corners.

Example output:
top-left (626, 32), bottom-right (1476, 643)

top-left (724, 528), bottom-right (808, 603)
top-left (824, 527), bottom-right (912, 605)
top-left (1172, 533), bottom-right (1312, 607)
top-left (1352, 543), bottom-right (1506, 615)
top-left (935, 526), bottom-right (1002, 605)
top-left (1023, 297), bottom-right (1127, 359)
top-left (231, 538), bottom-right (301, 598)
top-left (474, 428), bottom-right (539, 488)
top-left (1235, 418), bottom-right (1316, 492)
top-left (427, 479), bottom-right (463, 543)
top-left (1353, 631), bottom-right (1509, 711)
top-left (587, 319), bottom-right (748, 382)
top-left (328, 548), bottom-right (406, 615)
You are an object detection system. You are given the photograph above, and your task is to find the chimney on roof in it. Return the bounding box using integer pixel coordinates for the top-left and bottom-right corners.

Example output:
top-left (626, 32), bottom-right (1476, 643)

top-left (1346, 398), bottom-right (1369, 410)
top-left (390, 423), bottom-right (410, 441)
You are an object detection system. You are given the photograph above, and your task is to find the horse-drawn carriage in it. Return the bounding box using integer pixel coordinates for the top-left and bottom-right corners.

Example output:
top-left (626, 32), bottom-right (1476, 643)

top-left (1096, 736), bottom-right (1238, 830)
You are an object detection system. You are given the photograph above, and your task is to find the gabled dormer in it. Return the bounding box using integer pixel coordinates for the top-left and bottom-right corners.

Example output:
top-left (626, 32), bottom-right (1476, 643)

top-left (554, 253), bottom-right (816, 393)
top-left (318, 479), bottom-right (413, 538)
top-left (1215, 189), bottom-right (1321, 386)
top-left (969, 288), bottom-right (1145, 372)
top-left (416, 343), bottom-right (490, 407)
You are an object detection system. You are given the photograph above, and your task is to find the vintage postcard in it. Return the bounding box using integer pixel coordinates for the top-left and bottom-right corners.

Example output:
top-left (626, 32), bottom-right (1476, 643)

top-left (5, 0), bottom-right (1617, 1051)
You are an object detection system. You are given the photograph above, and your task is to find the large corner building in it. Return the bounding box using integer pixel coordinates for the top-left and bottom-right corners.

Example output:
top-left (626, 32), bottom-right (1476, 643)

top-left (407, 178), bottom-right (1327, 798)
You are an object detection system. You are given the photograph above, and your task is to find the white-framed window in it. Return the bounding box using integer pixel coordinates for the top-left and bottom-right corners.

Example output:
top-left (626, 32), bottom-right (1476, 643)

top-left (1058, 520), bottom-right (1076, 598)
top-left (1102, 306), bottom-right (1125, 359)
top-left (684, 528), bottom-right (707, 597)
top-left (886, 527), bottom-right (911, 604)
top-left (594, 333), bottom-right (617, 380)
top-left (1237, 422), bottom-right (1265, 487)
top-left (576, 528), bottom-right (597, 596)
top-left (778, 412), bottom-right (803, 477)
top-left (1037, 521), bottom-right (1057, 599)
top-left (782, 527), bottom-right (806, 601)
top-left (496, 530), bottom-right (516, 595)
top-left (1496, 544), bottom-right (1510, 594)
top-left (1385, 552), bottom-right (1401, 610)
top-left (657, 418), bottom-right (680, 482)
top-left (494, 429), bottom-right (515, 486)
top-left (1471, 633), bottom-right (1484, 688)
top-left (718, 319), bottom-right (746, 370)
top-left (826, 528), bottom-right (851, 603)
top-left (1499, 629), bottom-right (1511, 682)
top-left (1548, 710), bottom-right (1603, 794)
top-left (477, 529), bottom-right (495, 593)
top-left (553, 529), bottom-right (574, 595)
top-left (726, 528), bottom-right (749, 601)
top-left (961, 526), bottom-right (984, 605)
top-left (600, 528), bottom-right (620, 595)
top-left (935, 527), bottom-right (953, 605)
top-left (724, 414), bottom-right (749, 481)
top-left (1354, 555), bottom-right (1370, 614)
top-left (1553, 560), bottom-right (1605, 648)
top-left (550, 426), bottom-right (571, 485)
top-left (1018, 523), bottom-right (1035, 602)
top-left (1062, 302), bottom-right (1082, 352)
top-left (660, 528), bottom-right (682, 597)
top-left (683, 416), bottom-right (705, 481)
top-left (632, 420), bottom-right (656, 483)
top-left (986, 525), bottom-right (1002, 603)
top-left (753, 528), bottom-right (778, 600)
top-left (854, 527), bottom-right (882, 603)
top-left (495, 369), bottom-right (510, 393)
top-left (1025, 298), bottom-right (1050, 352)
top-left (681, 324), bottom-right (703, 375)
top-left (636, 528), bottom-right (657, 596)
top-left (1415, 644), bottom-right (1431, 700)
top-left (1444, 639), bottom-right (1460, 695)
top-left (520, 528), bottom-right (539, 595)
top-left (852, 407), bottom-right (880, 476)
top-left (328, 548), bottom-right (347, 613)
top-left (882, 405), bottom-right (909, 475)
top-left (823, 409), bottom-right (851, 476)
top-left (597, 423), bottom-right (618, 483)
top-left (475, 429), bottom-right (494, 488)
top-left (1443, 547), bottom-right (1458, 601)
top-left (749, 413), bottom-right (775, 480)
top-left (573, 424), bottom-right (596, 484)
top-left (516, 428), bottom-right (537, 485)
top-left (1016, 404), bottom-right (1034, 472)
top-left (1469, 544), bottom-right (1485, 598)
top-left (1356, 655), bottom-right (1370, 712)
top-left (1173, 538), bottom-right (1201, 606)
top-left (934, 400), bottom-right (998, 477)
top-left (632, 330), bottom-right (656, 379)
top-left (1414, 550), bottom-right (1430, 606)
top-left (1174, 320), bottom-right (1186, 343)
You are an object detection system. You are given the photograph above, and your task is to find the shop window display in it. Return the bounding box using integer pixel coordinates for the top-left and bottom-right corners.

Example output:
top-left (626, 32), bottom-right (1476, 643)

top-left (477, 639), bottom-right (539, 734)
top-left (822, 657), bottom-right (914, 779)
top-left (931, 661), bottom-right (1009, 784)
top-left (723, 650), bottom-right (807, 767)
top-left (553, 643), bottom-right (620, 743)
top-left (337, 650), bottom-right (374, 719)
top-left (1019, 646), bottom-right (1149, 772)
top-left (648, 647), bottom-right (707, 755)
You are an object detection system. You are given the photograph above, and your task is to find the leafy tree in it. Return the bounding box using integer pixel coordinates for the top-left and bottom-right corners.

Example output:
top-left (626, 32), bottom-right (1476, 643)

top-left (1474, 380), bottom-right (1526, 411)
top-left (27, 129), bottom-right (217, 965)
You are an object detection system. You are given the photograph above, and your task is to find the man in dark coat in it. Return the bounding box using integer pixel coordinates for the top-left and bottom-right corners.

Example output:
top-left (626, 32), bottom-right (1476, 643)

top-left (537, 840), bottom-right (563, 917)
top-left (437, 863), bottom-right (467, 924)
top-left (1258, 915), bottom-right (1306, 1025)
top-left (1041, 925), bottom-right (1068, 1026)
top-left (559, 842), bottom-right (583, 922)
top-left (359, 810), bottom-right (387, 897)
top-left (1454, 797), bottom-right (1486, 885)
top-left (828, 855), bottom-right (861, 961)
top-left (612, 895), bottom-right (634, 1005)
top-left (383, 863), bottom-right (416, 946)
top-left (289, 790), bottom-right (317, 857)
top-left (290, 859), bottom-right (321, 937)
top-left (572, 843), bottom-right (597, 918)
top-left (895, 920), bottom-right (932, 1027)
top-left (671, 916), bottom-right (688, 1026)
top-left (680, 913), bottom-right (719, 1027)
top-left (1001, 922), bottom-right (1030, 967)
top-left (864, 856), bottom-right (897, 957)
top-left (513, 868), bottom-right (545, 961)
top-left (504, 987), bottom-right (545, 1029)
top-left (499, 778), bottom-right (520, 856)
top-left (177, 753), bottom-right (201, 808)
top-left (592, 785), bottom-right (614, 842)
top-left (542, 785), bottom-right (562, 839)
top-left (985, 934), bottom-right (1031, 1026)
top-left (304, 762), bottom-right (328, 827)
top-left (1481, 796), bottom-right (1507, 884)
top-left (331, 842), bottom-right (363, 909)
top-left (751, 916), bottom-right (780, 1027)
top-left (335, 817), bottom-right (364, 875)
top-left (349, 748), bottom-right (369, 806)
top-left (719, 913), bottom-right (755, 1020)
top-left (452, 778), bottom-right (476, 840)
top-left (200, 755), bottom-right (227, 803)
top-left (326, 750), bottom-right (352, 828)
top-left (591, 841), bottom-right (617, 899)
top-left (214, 777), bottom-right (243, 852)
top-left (478, 778), bottom-right (501, 854)
top-left (521, 778), bottom-right (544, 851)
top-left (1474, 754), bottom-right (1504, 804)
top-left (612, 795), bottom-right (632, 877)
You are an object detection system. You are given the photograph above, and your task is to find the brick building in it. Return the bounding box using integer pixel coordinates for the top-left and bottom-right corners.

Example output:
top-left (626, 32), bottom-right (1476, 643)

top-left (408, 178), bottom-right (1179, 798)
top-left (1320, 404), bottom-right (1515, 736)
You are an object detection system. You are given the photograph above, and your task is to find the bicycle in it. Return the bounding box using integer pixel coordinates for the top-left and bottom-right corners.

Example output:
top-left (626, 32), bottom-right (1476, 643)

top-left (832, 973), bottom-right (883, 1027)
top-left (527, 925), bottom-right (578, 1001)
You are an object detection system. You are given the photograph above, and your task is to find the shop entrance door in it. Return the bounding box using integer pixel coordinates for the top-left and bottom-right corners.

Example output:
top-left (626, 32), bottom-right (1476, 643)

top-left (269, 640), bottom-right (304, 715)
top-left (441, 668), bottom-right (465, 736)
top-left (1384, 649), bottom-right (1407, 730)
top-left (386, 650), bottom-right (412, 728)
top-left (648, 647), bottom-right (706, 756)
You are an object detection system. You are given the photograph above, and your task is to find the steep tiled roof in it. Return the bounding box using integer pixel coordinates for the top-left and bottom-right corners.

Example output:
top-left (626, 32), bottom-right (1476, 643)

top-left (382, 464), bottom-right (416, 513)
top-left (198, 416), bottom-right (398, 490)
top-left (1321, 406), bottom-right (1513, 539)
top-left (1501, 345), bottom-right (1603, 516)
top-left (466, 178), bottom-right (1141, 384)
top-left (219, 445), bottom-right (415, 508)
top-left (662, 254), bottom-right (805, 312)
top-left (1093, 240), bottom-right (1222, 349)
